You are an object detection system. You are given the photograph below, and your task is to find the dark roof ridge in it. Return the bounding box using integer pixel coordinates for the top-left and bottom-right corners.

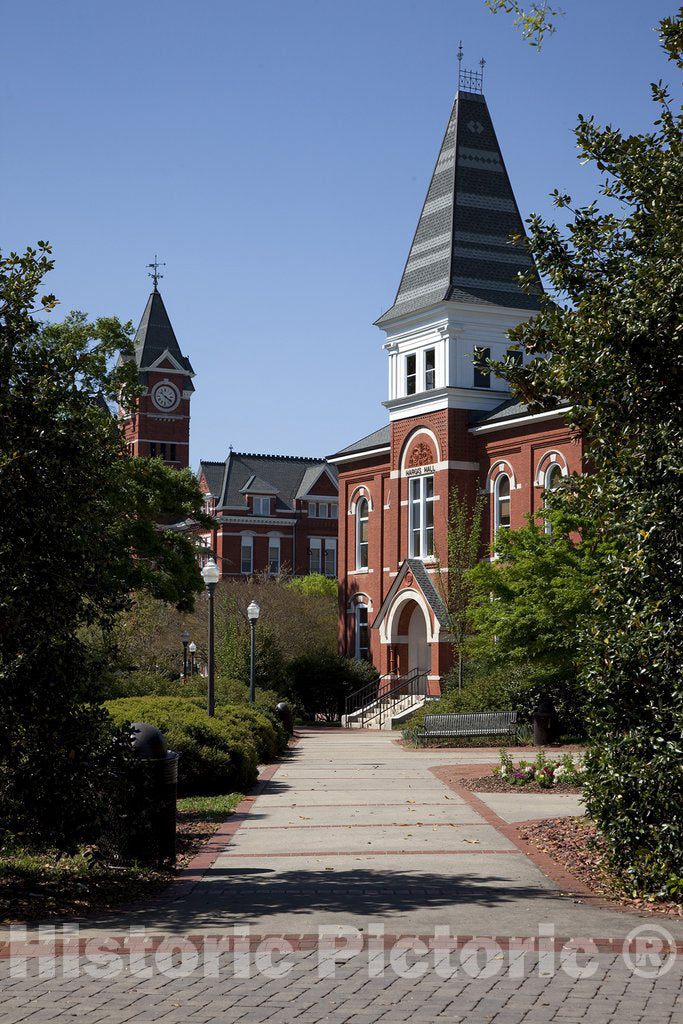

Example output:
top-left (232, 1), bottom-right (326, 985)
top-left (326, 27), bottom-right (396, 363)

top-left (230, 451), bottom-right (328, 462)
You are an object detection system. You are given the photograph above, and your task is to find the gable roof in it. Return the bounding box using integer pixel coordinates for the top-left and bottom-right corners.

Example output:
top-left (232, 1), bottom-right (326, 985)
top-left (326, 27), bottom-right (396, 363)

top-left (376, 89), bottom-right (542, 326)
top-left (213, 452), bottom-right (338, 512)
top-left (328, 425), bottom-right (390, 462)
top-left (372, 559), bottom-right (450, 631)
top-left (199, 460), bottom-right (226, 498)
top-left (296, 464), bottom-right (338, 498)
top-left (133, 290), bottom-right (195, 388)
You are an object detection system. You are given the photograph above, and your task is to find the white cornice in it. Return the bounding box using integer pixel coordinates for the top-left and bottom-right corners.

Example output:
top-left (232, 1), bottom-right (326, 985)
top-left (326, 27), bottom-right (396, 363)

top-left (385, 386), bottom-right (509, 419)
top-left (469, 407), bottom-right (571, 434)
top-left (327, 446), bottom-right (391, 465)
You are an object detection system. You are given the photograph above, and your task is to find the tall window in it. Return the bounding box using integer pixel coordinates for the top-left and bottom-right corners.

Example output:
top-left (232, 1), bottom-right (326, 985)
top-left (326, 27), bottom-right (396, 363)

top-left (318, 502), bottom-right (329, 518)
top-left (356, 498), bottom-right (369, 568)
top-left (150, 442), bottom-right (157, 457)
top-left (241, 536), bottom-right (253, 575)
top-left (308, 501), bottom-right (316, 517)
top-left (506, 347), bottom-right (523, 367)
top-left (324, 539), bottom-right (337, 577)
top-left (310, 538), bottom-right (321, 574)
top-left (494, 474), bottom-right (511, 533)
top-left (355, 605), bottom-right (369, 661)
top-left (406, 353), bottom-right (417, 395)
top-left (425, 348), bottom-right (436, 390)
top-left (268, 537), bottom-right (280, 576)
top-left (330, 502), bottom-right (338, 518)
top-left (253, 497), bottom-right (271, 516)
top-left (473, 347), bottom-right (491, 388)
top-left (409, 476), bottom-right (434, 558)
top-left (544, 463), bottom-right (563, 535)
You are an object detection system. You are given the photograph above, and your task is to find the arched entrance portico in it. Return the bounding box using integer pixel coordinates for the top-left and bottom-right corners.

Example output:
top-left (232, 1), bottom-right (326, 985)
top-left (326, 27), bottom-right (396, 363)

top-left (385, 592), bottom-right (432, 679)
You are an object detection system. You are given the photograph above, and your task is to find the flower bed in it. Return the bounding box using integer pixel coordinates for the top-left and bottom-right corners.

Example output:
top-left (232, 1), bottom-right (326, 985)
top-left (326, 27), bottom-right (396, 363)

top-left (495, 749), bottom-right (584, 789)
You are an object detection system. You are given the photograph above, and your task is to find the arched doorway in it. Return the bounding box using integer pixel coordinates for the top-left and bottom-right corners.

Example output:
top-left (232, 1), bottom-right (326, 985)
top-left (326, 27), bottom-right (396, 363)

top-left (407, 603), bottom-right (431, 675)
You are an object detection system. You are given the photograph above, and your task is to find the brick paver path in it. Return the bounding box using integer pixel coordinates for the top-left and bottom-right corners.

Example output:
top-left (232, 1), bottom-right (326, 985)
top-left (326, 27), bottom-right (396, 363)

top-left (2, 729), bottom-right (682, 1022)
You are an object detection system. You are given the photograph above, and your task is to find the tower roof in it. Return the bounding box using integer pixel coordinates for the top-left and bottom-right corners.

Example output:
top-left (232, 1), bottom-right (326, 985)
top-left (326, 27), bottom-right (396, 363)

top-left (133, 289), bottom-right (195, 378)
top-left (376, 88), bottom-right (542, 326)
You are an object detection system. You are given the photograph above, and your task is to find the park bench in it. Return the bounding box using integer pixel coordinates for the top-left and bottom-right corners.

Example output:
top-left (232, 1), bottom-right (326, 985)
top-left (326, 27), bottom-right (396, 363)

top-left (416, 711), bottom-right (518, 746)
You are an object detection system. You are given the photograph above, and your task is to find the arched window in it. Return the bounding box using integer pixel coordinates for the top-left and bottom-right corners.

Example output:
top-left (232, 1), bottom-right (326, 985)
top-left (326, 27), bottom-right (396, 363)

top-left (356, 498), bottom-right (369, 569)
top-left (494, 474), bottom-right (511, 533)
top-left (544, 463), bottom-right (563, 535)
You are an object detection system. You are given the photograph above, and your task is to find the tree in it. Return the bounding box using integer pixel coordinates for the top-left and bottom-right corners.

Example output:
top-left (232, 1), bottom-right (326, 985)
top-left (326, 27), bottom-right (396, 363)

top-left (445, 486), bottom-right (486, 690)
top-left (465, 502), bottom-right (607, 731)
top-left (486, 12), bottom-right (683, 893)
top-left (485, 1), bottom-right (563, 48)
top-left (0, 245), bottom-right (206, 850)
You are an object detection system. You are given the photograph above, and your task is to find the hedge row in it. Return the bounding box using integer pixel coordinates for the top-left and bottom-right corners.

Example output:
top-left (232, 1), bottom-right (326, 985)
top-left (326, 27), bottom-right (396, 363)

top-left (104, 697), bottom-right (287, 795)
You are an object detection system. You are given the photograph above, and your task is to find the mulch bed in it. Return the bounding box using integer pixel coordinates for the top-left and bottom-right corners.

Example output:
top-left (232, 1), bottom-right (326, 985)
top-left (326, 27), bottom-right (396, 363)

top-left (0, 811), bottom-right (223, 923)
top-left (518, 817), bottom-right (683, 918)
top-left (459, 775), bottom-right (583, 795)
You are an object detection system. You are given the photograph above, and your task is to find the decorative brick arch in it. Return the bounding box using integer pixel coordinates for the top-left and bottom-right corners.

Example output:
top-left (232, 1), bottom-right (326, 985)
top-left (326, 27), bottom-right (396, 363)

top-left (348, 485), bottom-right (373, 514)
top-left (347, 591), bottom-right (372, 613)
top-left (535, 450), bottom-right (569, 486)
top-left (380, 588), bottom-right (438, 644)
top-left (399, 427), bottom-right (440, 473)
top-left (485, 458), bottom-right (518, 492)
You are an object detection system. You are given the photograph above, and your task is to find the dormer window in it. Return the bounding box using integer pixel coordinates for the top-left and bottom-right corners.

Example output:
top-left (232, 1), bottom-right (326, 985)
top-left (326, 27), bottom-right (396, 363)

top-left (406, 354), bottom-right (417, 396)
top-left (253, 497), bottom-right (271, 516)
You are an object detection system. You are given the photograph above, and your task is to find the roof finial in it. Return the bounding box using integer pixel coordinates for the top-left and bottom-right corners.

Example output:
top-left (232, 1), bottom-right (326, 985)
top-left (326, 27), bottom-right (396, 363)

top-left (479, 56), bottom-right (486, 86)
top-left (147, 254), bottom-right (166, 291)
top-left (457, 40), bottom-right (463, 80)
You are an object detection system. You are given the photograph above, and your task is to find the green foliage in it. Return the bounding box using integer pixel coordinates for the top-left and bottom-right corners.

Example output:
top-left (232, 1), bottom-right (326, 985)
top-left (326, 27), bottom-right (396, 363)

top-left (406, 662), bottom-right (536, 733)
top-left (495, 749), bottom-right (584, 787)
top-left (445, 485), bottom-right (486, 689)
top-left (176, 792), bottom-right (244, 820)
top-left (485, 1), bottom-right (562, 48)
top-left (486, 14), bottom-right (683, 893)
top-left (0, 246), bottom-right (207, 850)
top-left (287, 573), bottom-right (337, 599)
top-left (285, 651), bottom-right (378, 723)
top-left (465, 508), bottom-right (605, 732)
top-left (104, 697), bottom-right (271, 795)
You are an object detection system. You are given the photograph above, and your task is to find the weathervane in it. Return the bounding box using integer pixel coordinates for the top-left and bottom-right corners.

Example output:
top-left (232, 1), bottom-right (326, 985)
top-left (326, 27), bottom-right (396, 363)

top-left (147, 254), bottom-right (166, 291)
top-left (457, 40), bottom-right (463, 78)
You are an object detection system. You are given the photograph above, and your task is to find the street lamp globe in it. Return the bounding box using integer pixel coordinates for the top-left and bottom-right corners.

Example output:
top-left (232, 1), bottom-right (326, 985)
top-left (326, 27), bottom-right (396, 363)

top-left (247, 601), bottom-right (260, 622)
top-left (180, 629), bottom-right (190, 644)
top-left (201, 558), bottom-right (220, 587)
top-left (188, 641), bottom-right (197, 654)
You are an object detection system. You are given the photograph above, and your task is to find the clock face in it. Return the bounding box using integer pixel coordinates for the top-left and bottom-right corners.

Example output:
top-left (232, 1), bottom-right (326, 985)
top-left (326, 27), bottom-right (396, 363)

top-left (152, 382), bottom-right (179, 411)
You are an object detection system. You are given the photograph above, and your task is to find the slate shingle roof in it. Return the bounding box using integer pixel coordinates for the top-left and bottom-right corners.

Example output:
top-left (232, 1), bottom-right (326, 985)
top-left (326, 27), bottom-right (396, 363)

top-left (328, 425), bottom-right (390, 460)
top-left (132, 290), bottom-right (195, 390)
top-left (471, 397), bottom-right (570, 427)
top-left (199, 460), bottom-right (227, 498)
top-left (208, 452), bottom-right (337, 513)
top-left (376, 90), bottom-right (542, 325)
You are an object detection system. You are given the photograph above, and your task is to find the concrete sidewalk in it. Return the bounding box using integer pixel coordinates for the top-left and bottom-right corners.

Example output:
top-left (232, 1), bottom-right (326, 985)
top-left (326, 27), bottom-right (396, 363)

top-left (30, 727), bottom-right (682, 941)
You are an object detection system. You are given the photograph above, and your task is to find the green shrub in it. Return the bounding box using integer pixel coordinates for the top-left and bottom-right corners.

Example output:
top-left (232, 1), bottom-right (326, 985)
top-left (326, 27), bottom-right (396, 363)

top-left (285, 651), bottom-right (378, 722)
top-left (104, 697), bottom-right (259, 795)
top-left (187, 700), bottom-right (287, 761)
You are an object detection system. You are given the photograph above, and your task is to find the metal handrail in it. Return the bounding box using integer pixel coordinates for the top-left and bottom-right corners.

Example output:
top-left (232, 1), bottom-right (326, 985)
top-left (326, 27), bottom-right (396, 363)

top-left (345, 668), bottom-right (427, 729)
top-left (344, 671), bottom-right (390, 718)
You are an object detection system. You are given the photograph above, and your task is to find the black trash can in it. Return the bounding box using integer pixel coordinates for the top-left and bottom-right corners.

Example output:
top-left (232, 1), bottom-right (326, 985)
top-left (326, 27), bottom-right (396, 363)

top-left (533, 698), bottom-right (555, 747)
top-left (129, 723), bottom-right (179, 866)
top-left (275, 702), bottom-right (294, 736)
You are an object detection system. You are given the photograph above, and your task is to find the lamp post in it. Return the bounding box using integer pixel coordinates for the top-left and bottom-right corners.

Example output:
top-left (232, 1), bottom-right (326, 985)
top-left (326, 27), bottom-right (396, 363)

top-left (201, 558), bottom-right (220, 717)
top-left (188, 641), bottom-right (197, 677)
top-left (247, 601), bottom-right (260, 705)
top-left (180, 629), bottom-right (190, 680)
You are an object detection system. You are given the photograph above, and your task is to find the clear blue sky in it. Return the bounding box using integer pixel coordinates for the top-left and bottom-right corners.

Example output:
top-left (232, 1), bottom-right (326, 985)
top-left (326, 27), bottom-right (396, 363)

top-left (1, 1), bottom-right (677, 465)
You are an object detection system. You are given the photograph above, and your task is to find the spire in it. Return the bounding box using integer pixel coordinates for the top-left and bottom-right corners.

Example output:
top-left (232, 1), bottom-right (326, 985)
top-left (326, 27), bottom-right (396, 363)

top-left (376, 77), bottom-right (542, 326)
top-left (133, 289), bottom-right (195, 383)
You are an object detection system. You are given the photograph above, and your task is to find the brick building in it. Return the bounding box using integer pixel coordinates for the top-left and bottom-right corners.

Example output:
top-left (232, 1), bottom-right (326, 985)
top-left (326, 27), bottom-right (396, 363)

top-left (197, 454), bottom-right (338, 579)
top-left (329, 73), bottom-right (582, 695)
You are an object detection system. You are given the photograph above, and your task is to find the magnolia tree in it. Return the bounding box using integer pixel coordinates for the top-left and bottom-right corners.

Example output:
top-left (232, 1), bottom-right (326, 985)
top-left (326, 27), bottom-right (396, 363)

top-left (488, 12), bottom-right (683, 893)
top-left (0, 246), bottom-right (207, 850)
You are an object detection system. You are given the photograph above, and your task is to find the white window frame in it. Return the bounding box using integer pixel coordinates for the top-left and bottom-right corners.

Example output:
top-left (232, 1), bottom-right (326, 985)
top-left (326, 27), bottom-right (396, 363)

top-left (356, 498), bottom-right (369, 569)
top-left (355, 603), bottom-right (369, 661)
top-left (424, 348), bottom-right (436, 391)
top-left (318, 502), bottom-right (329, 519)
top-left (494, 473), bottom-right (511, 534)
top-left (330, 502), bottom-right (338, 519)
top-left (309, 537), bottom-right (322, 574)
top-left (408, 475), bottom-right (434, 558)
top-left (324, 538), bottom-right (337, 578)
top-left (543, 463), bottom-right (563, 535)
top-left (406, 353), bottom-right (417, 395)
top-left (308, 501), bottom-right (316, 517)
top-left (240, 535), bottom-right (253, 575)
top-left (268, 536), bottom-right (281, 576)
top-left (253, 496), bottom-right (271, 516)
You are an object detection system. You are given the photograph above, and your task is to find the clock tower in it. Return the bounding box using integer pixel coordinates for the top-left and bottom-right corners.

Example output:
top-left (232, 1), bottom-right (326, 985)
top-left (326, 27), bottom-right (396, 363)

top-left (119, 279), bottom-right (195, 469)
